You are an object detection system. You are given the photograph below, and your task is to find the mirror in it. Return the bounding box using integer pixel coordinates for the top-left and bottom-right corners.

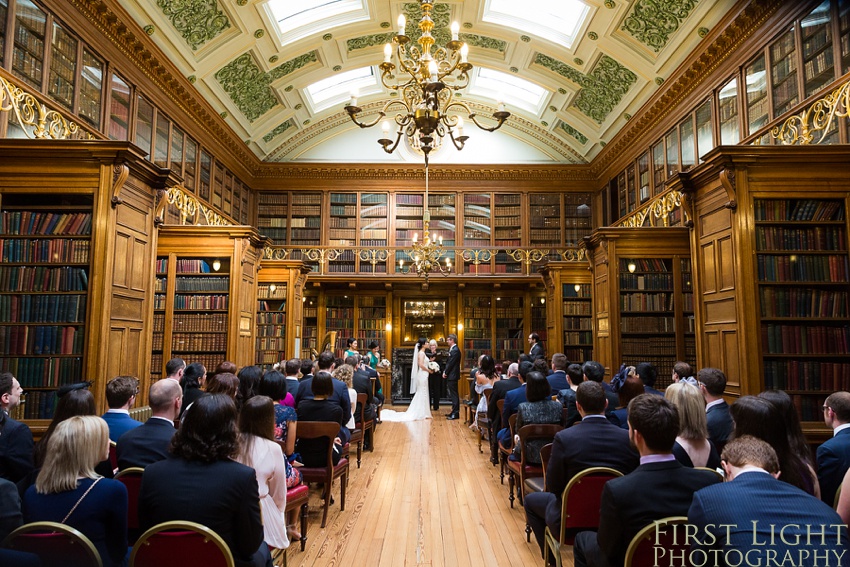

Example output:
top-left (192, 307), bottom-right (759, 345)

top-left (402, 300), bottom-right (447, 343)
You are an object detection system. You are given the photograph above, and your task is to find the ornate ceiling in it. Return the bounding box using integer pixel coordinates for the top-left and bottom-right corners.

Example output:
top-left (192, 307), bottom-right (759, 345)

top-left (120, 0), bottom-right (736, 165)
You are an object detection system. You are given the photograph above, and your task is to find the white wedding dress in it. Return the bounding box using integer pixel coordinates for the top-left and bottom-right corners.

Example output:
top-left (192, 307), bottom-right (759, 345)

top-left (379, 345), bottom-right (433, 422)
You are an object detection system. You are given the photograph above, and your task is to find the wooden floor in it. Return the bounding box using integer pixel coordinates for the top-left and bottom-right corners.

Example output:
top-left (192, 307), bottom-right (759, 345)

top-left (276, 407), bottom-right (573, 567)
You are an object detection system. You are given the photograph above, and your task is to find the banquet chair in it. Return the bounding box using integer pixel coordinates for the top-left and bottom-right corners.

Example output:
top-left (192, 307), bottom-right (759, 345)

top-left (506, 423), bottom-right (562, 508)
top-left (543, 467), bottom-right (624, 567)
top-left (624, 516), bottom-right (690, 567)
top-left (354, 392), bottom-right (376, 464)
top-left (114, 467), bottom-right (145, 543)
top-left (497, 409), bottom-right (515, 484)
top-left (476, 388), bottom-right (494, 453)
top-left (129, 521), bottom-right (233, 567)
top-left (523, 442), bottom-right (553, 542)
top-left (108, 440), bottom-right (118, 474)
top-left (295, 421), bottom-right (349, 528)
top-left (285, 483), bottom-right (309, 552)
top-left (2, 521), bottom-right (102, 567)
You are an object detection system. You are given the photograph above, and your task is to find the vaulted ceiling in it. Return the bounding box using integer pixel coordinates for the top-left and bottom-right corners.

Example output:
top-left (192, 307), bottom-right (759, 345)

top-left (121, 0), bottom-right (736, 165)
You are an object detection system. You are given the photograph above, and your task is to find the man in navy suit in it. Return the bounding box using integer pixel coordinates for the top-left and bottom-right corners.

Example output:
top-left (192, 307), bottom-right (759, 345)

top-left (689, 436), bottom-right (847, 564)
top-left (487, 362), bottom-right (525, 462)
top-left (524, 381), bottom-right (639, 559)
top-left (818, 391), bottom-right (850, 506)
top-left (528, 332), bottom-right (545, 362)
top-left (101, 375), bottom-right (143, 442)
top-left (283, 358), bottom-right (301, 398)
top-left (498, 368), bottom-right (530, 448)
top-left (547, 353), bottom-right (570, 395)
top-left (635, 362), bottom-right (664, 396)
top-left (699, 367), bottom-right (732, 452)
top-left (295, 352), bottom-right (351, 433)
top-left (0, 373), bottom-right (33, 484)
top-left (573, 395), bottom-right (721, 567)
top-left (442, 334), bottom-right (461, 420)
top-left (582, 361), bottom-right (618, 417)
top-left (116, 379), bottom-right (181, 470)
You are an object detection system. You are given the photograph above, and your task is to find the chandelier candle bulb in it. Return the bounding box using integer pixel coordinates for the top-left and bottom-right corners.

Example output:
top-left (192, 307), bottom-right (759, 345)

top-left (398, 14), bottom-right (406, 36)
top-left (413, 233), bottom-right (418, 243)
top-left (382, 120), bottom-right (390, 135)
top-left (456, 117), bottom-right (464, 137)
top-left (383, 43), bottom-right (392, 63)
top-left (451, 21), bottom-right (459, 41)
top-left (428, 60), bottom-right (439, 82)
top-left (349, 90), bottom-right (358, 106)
top-left (460, 43), bottom-right (469, 63)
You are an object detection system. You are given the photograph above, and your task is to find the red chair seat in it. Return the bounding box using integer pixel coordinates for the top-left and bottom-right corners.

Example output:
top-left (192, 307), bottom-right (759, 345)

top-left (130, 521), bottom-right (233, 567)
top-left (286, 484), bottom-right (309, 501)
top-left (284, 483), bottom-right (309, 552)
top-left (299, 457), bottom-right (349, 479)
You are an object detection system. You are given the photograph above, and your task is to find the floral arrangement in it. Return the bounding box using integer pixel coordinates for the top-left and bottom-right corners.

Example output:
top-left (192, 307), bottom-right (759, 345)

top-left (378, 358), bottom-right (391, 368)
top-left (427, 361), bottom-right (440, 372)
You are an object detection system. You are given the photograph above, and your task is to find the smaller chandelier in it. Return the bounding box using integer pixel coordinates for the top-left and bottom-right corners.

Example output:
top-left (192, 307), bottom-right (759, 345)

top-left (398, 164), bottom-right (452, 281)
top-left (344, 0), bottom-right (510, 164)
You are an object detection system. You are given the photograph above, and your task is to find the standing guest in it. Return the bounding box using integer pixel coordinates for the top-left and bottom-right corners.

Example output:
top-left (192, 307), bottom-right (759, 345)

top-left (664, 382), bottom-right (720, 469)
top-left (573, 395), bottom-right (721, 567)
top-left (547, 354), bottom-right (570, 395)
top-left (23, 416), bottom-right (128, 567)
top-left (332, 364), bottom-right (358, 433)
top-left (698, 367), bottom-right (732, 452)
top-left (283, 359), bottom-right (301, 399)
top-left (731, 395), bottom-right (820, 497)
top-left (343, 338), bottom-right (360, 359)
top-left (259, 371), bottom-right (301, 489)
top-left (236, 396), bottom-right (289, 553)
top-left (164, 357), bottom-right (185, 384)
top-left (671, 361), bottom-right (697, 386)
top-left (816, 390), bottom-right (850, 506)
top-left (139, 394), bottom-right (269, 567)
top-left (206, 372), bottom-right (240, 400)
top-left (237, 366), bottom-right (263, 409)
top-left (116, 379), bottom-right (181, 470)
top-left (512, 372), bottom-right (563, 465)
top-left (442, 334), bottom-right (461, 420)
top-left (528, 332), bottom-right (545, 362)
top-left (295, 372), bottom-right (345, 467)
top-left (180, 362), bottom-right (207, 418)
top-left (101, 375), bottom-right (142, 442)
top-left (689, 436), bottom-right (845, 561)
top-left (426, 339), bottom-right (443, 412)
top-left (366, 341), bottom-right (381, 370)
top-left (32, 388), bottom-right (96, 470)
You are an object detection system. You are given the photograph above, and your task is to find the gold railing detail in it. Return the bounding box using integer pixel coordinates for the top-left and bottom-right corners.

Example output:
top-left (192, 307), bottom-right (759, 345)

top-left (560, 248), bottom-right (587, 262)
top-left (506, 249), bottom-right (550, 275)
top-left (0, 76), bottom-right (94, 140)
top-left (771, 79), bottom-right (850, 145)
top-left (165, 186), bottom-right (232, 226)
top-left (301, 248), bottom-right (342, 275)
top-left (617, 189), bottom-right (686, 228)
top-left (461, 249), bottom-right (493, 274)
top-left (358, 249), bottom-right (389, 271)
top-left (263, 247), bottom-right (290, 260)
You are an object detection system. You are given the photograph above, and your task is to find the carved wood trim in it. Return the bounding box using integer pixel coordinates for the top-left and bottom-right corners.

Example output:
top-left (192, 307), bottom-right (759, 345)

top-left (110, 162), bottom-right (129, 208)
top-left (719, 167), bottom-right (739, 211)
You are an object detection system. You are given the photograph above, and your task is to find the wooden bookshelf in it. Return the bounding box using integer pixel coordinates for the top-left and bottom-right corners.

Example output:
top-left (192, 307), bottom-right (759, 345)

top-left (301, 293), bottom-right (319, 360)
top-left (255, 260), bottom-right (310, 370)
top-left (360, 193), bottom-right (388, 273)
top-left (718, 76), bottom-right (740, 145)
top-left (12, 0), bottom-right (47, 90)
top-left (394, 193), bottom-right (424, 269)
top-left (529, 193), bottom-right (561, 262)
top-left (326, 294), bottom-right (355, 358)
top-left (328, 192), bottom-right (356, 274)
top-left (47, 22), bottom-right (76, 110)
top-left (77, 47), bottom-right (102, 129)
top-left (494, 296), bottom-right (523, 362)
top-left (542, 262), bottom-right (596, 364)
top-left (745, 55), bottom-right (769, 135)
top-left (801, 1), bottom-right (835, 98)
top-left (358, 295), bottom-right (387, 358)
top-left (256, 192), bottom-right (288, 245)
top-left (841, 0), bottom-right (850, 74)
top-left (463, 295), bottom-right (492, 368)
top-left (770, 28), bottom-right (800, 117)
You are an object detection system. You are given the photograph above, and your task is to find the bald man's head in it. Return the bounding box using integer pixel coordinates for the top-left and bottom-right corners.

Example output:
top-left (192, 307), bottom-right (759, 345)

top-left (149, 379), bottom-right (182, 418)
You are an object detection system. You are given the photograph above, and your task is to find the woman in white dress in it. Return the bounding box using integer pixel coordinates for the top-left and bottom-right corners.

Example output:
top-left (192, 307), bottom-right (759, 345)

top-left (380, 336), bottom-right (433, 422)
top-left (236, 395), bottom-right (289, 551)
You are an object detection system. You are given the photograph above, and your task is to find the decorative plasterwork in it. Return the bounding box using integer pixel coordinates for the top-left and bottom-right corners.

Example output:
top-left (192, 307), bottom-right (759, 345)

top-left (534, 53), bottom-right (637, 123)
top-left (268, 52), bottom-right (318, 82)
top-left (557, 120), bottom-right (588, 145)
top-left (622, 0), bottom-right (699, 52)
top-left (459, 33), bottom-right (507, 53)
top-left (252, 164), bottom-right (595, 181)
top-left (346, 32), bottom-right (396, 51)
top-left (156, 0), bottom-right (229, 50)
top-left (263, 119), bottom-right (295, 143)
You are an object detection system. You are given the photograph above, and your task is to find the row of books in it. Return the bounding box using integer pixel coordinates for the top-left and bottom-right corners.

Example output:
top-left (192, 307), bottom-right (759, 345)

top-left (620, 292), bottom-right (674, 312)
top-left (174, 259), bottom-right (212, 273)
top-left (171, 313), bottom-right (228, 331)
top-left (291, 229), bottom-right (321, 240)
top-left (757, 254), bottom-right (849, 282)
top-left (564, 331), bottom-right (593, 345)
top-left (290, 217), bottom-right (321, 228)
top-left (0, 265), bottom-right (87, 292)
top-left (564, 317), bottom-right (592, 330)
top-left (256, 337), bottom-right (286, 350)
top-left (174, 295), bottom-right (228, 310)
top-left (464, 311), bottom-right (492, 321)
top-left (291, 206), bottom-right (321, 216)
top-left (291, 194), bottom-right (321, 205)
top-left (330, 206), bottom-right (356, 217)
top-left (755, 226), bottom-right (845, 251)
top-left (256, 351), bottom-right (283, 365)
top-left (257, 215), bottom-right (288, 226)
top-left (175, 277), bottom-right (229, 292)
top-left (759, 288), bottom-right (848, 318)
top-left (0, 325), bottom-right (83, 355)
top-left (258, 313), bottom-right (286, 325)
top-left (761, 324), bottom-right (850, 354)
top-left (303, 308), bottom-right (318, 317)
top-left (463, 328), bottom-right (489, 339)
top-left (0, 294), bottom-right (86, 323)
top-left (804, 49), bottom-right (834, 82)
top-left (258, 194), bottom-right (288, 205)
top-left (257, 324), bottom-right (287, 337)
top-left (362, 205), bottom-right (388, 217)
top-left (329, 218), bottom-right (355, 229)
top-left (619, 258), bottom-right (671, 272)
top-left (0, 211), bottom-right (92, 235)
top-left (464, 339), bottom-right (492, 350)
top-left (763, 361), bottom-right (850, 391)
top-left (755, 199), bottom-right (845, 221)
top-left (619, 273), bottom-right (674, 291)
top-left (258, 284), bottom-right (287, 299)
top-left (1, 238), bottom-right (90, 263)
top-left (565, 284), bottom-right (592, 297)
top-left (1, 356), bottom-right (83, 388)
top-left (330, 193), bottom-right (357, 204)
top-left (621, 316), bottom-right (676, 333)
top-left (358, 319), bottom-right (386, 330)
top-left (172, 333), bottom-right (227, 352)
top-left (564, 346), bottom-right (593, 363)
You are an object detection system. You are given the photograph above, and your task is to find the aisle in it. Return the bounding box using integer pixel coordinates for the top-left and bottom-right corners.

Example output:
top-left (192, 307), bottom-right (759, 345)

top-left (278, 407), bottom-right (569, 566)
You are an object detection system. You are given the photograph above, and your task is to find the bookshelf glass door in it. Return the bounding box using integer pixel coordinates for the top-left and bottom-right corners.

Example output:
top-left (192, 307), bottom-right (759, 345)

top-left (563, 283), bottom-right (592, 364)
top-left (256, 283), bottom-right (286, 370)
top-left (801, 0), bottom-right (834, 98)
top-left (770, 27), bottom-right (800, 117)
top-left (746, 55), bottom-right (769, 135)
top-left (360, 193), bottom-right (388, 273)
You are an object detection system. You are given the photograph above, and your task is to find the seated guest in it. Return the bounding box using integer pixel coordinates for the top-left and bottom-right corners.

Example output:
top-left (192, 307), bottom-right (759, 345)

top-left (33, 388), bottom-right (97, 469)
top-left (534, 357), bottom-right (552, 379)
top-left (139, 394), bottom-right (269, 567)
top-left (557, 363), bottom-right (582, 428)
top-left (665, 382), bottom-right (720, 469)
top-left (0, 373), bottom-right (33, 485)
top-left (497, 363), bottom-right (530, 449)
top-left (573, 395), bottom-right (721, 567)
top-left (815, 390), bottom-right (850, 506)
top-left (546, 354), bottom-right (570, 394)
top-left (698, 367), bottom-right (732, 452)
top-left (206, 372), bottom-right (239, 400)
top-left (299, 359), bottom-right (315, 382)
top-left (487, 362), bottom-right (524, 461)
top-left (472, 354), bottom-right (499, 431)
top-left (283, 359), bottom-right (301, 398)
top-left (236, 366), bottom-right (263, 410)
top-left (0, 476), bottom-right (22, 542)
top-left (116, 379), bottom-right (181, 470)
top-left (101, 375), bottom-right (142, 442)
top-left (689, 436), bottom-right (845, 560)
top-left (259, 371), bottom-right (301, 489)
top-left (759, 389), bottom-right (820, 492)
top-left (524, 381), bottom-right (639, 559)
top-left (607, 375), bottom-right (644, 430)
top-left (332, 364), bottom-right (358, 433)
top-left (23, 416), bottom-right (128, 567)
top-left (236, 396), bottom-right (289, 552)
top-left (512, 372), bottom-right (563, 465)
top-left (295, 372), bottom-right (345, 467)
top-left (671, 361), bottom-right (697, 386)
top-left (731, 395), bottom-right (820, 497)
top-left (634, 362), bottom-right (663, 396)
top-left (179, 362), bottom-right (207, 418)
top-left (582, 361), bottom-right (618, 417)
top-left (295, 352), bottom-right (352, 429)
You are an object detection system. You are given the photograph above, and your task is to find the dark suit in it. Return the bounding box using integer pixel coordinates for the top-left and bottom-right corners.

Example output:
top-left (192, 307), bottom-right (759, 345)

top-left (295, 376), bottom-right (352, 426)
top-left (444, 344), bottom-right (461, 417)
top-left (116, 417), bottom-right (176, 470)
top-left (705, 400), bottom-right (732, 451)
top-left (0, 477), bottom-right (22, 542)
top-left (140, 457), bottom-right (266, 567)
top-left (557, 387), bottom-right (581, 428)
top-left (0, 414), bottom-right (33, 484)
top-left (352, 370), bottom-right (376, 422)
top-left (688, 471), bottom-right (847, 563)
top-left (101, 411), bottom-right (143, 443)
top-left (530, 342), bottom-right (545, 362)
top-left (546, 371), bottom-right (570, 395)
top-left (498, 384), bottom-right (528, 446)
top-left (487, 376), bottom-right (522, 459)
top-left (817, 427), bottom-right (850, 506)
top-left (574, 460), bottom-right (721, 567)
top-left (425, 350), bottom-right (443, 411)
top-left (524, 415), bottom-right (639, 556)
top-left (285, 377), bottom-right (300, 399)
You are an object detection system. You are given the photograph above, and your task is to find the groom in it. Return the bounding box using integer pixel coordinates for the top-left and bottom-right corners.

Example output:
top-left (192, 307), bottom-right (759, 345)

top-left (443, 334), bottom-right (461, 420)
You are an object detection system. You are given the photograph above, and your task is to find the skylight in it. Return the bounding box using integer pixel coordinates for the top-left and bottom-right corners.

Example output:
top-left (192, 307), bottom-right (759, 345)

top-left (469, 68), bottom-right (549, 115)
top-left (266, 0), bottom-right (368, 45)
top-left (304, 67), bottom-right (379, 113)
top-left (483, 0), bottom-right (589, 49)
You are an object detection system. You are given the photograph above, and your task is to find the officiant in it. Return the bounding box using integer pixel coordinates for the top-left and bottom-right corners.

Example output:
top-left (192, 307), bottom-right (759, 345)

top-left (425, 339), bottom-right (445, 411)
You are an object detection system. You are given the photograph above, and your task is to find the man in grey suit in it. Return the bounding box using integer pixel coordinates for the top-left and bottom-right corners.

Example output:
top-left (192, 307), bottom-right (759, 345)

top-left (442, 334), bottom-right (461, 420)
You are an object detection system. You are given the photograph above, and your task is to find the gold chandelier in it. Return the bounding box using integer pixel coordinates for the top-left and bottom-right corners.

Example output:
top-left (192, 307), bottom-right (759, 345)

top-left (343, 0), bottom-right (511, 164)
top-left (397, 163), bottom-right (451, 281)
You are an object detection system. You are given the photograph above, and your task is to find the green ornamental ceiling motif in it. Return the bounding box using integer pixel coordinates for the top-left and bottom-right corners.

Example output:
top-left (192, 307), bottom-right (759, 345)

top-left (458, 33), bottom-right (507, 53)
top-left (216, 52), bottom-right (317, 122)
top-left (347, 32), bottom-right (396, 52)
top-left (622, 0), bottom-right (699, 52)
top-left (156, 0), bottom-right (230, 51)
top-left (534, 53), bottom-right (637, 123)
top-left (557, 121), bottom-right (588, 145)
top-left (263, 120), bottom-right (295, 143)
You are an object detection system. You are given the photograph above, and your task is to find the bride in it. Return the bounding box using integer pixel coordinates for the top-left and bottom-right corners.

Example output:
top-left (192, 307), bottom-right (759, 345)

top-left (379, 337), bottom-right (433, 422)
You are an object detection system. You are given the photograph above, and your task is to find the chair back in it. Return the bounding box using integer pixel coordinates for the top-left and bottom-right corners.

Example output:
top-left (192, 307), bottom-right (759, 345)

top-left (2, 521), bottom-right (103, 567)
top-left (296, 421), bottom-right (343, 471)
top-left (559, 467), bottom-right (624, 542)
top-left (517, 423), bottom-right (562, 467)
top-left (114, 467), bottom-right (145, 531)
top-left (482, 388), bottom-right (493, 407)
top-left (108, 440), bottom-right (118, 472)
top-left (505, 413), bottom-right (518, 450)
top-left (540, 443), bottom-right (553, 487)
top-left (694, 467), bottom-right (724, 483)
top-left (624, 516), bottom-right (689, 567)
top-left (130, 521), bottom-right (234, 567)
top-left (356, 392), bottom-right (368, 424)
top-left (835, 482), bottom-right (843, 511)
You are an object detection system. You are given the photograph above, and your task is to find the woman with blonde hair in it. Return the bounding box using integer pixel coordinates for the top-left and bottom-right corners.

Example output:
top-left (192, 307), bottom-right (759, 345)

top-left (332, 364), bottom-right (358, 432)
top-left (664, 382), bottom-right (720, 469)
top-left (22, 415), bottom-right (128, 567)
